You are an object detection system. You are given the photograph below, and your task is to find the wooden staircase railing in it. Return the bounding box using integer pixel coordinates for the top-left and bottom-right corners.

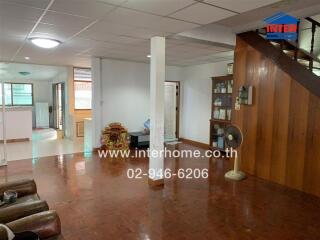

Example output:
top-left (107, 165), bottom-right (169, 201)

top-left (256, 17), bottom-right (320, 75)
top-left (238, 31), bottom-right (320, 98)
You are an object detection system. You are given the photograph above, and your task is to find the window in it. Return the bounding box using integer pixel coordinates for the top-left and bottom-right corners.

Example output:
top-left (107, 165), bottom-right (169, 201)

top-left (74, 68), bottom-right (92, 110)
top-left (0, 83), bottom-right (33, 106)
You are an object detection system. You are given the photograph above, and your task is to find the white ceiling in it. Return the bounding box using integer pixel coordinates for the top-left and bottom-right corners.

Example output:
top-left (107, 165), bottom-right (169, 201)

top-left (0, 62), bottom-right (66, 81)
top-left (0, 0), bottom-right (282, 67)
top-left (218, 0), bottom-right (320, 33)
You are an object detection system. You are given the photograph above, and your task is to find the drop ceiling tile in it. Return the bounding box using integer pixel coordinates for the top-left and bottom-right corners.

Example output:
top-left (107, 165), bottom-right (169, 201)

top-left (17, 41), bottom-right (56, 58)
top-left (103, 8), bottom-right (164, 28)
top-left (204, 0), bottom-right (281, 13)
top-left (0, 0), bottom-right (50, 9)
top-left (156, 17), bottom-right (199, 33)
top-left (106, 36), bottom-right (146, 45)
top-left (183, 41), bottom-right (214, 49)
top-left (78, 21), bottom-right (136, 41)
top-left (1, 18), bottom-right (35, 38)
top-left (205, 45), bottom-right (233, 52)
top-left (41, 11), bottom-right (94, 32)
top-left (0, 36), bottom-right (24, 61)
top-left (50, 0), bottom-right (116, 19)
top-left (122, 28), bottom-right (172, 40)
top-left (103, 7), bottom-right (199, 33)
top-left (0, 1), bottom-right (44, 22)
top-left (166, 39), bottom-right (188, 48)
top-left (97, 0), bottom-right (128, 6)
top-left (169, 2), bottom-right (236, 24)
top-left (31, 23), bottom-right (80, 42)
top-left (123, 0), bottom-right (195, 16)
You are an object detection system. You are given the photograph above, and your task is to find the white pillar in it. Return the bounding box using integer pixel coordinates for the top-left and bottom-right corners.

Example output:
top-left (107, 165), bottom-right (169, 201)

top-left (91, 57), bottom-right (103, 149)
top-left (0, 80), bottom-right (7, 166)
top-left (149, 36), bottom-right (165, 185)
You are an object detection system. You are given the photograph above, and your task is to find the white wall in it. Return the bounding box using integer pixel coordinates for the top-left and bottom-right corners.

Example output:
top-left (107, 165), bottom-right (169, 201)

top-left (9, 79), bottom-right (52, 105)
top-left (92, 58), bottom-right (181, 147)
top-left (92, 57), bottom-right (231, 148)
top-left (180, 60), bottom-right (232, 144)
top-left (101, 59), bottom-right (182, 133)
top-left (8, 79), bottom-right (52, 128)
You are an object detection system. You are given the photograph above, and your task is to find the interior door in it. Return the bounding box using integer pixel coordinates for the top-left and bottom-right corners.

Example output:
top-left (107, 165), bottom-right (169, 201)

top-left (164, 82), bottom-right (178, 141)
top-left (52, 83), bottom-right (65, 131)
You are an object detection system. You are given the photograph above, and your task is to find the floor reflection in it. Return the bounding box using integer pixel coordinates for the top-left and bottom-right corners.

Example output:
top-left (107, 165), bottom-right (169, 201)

top-left (0, 143), bottom-right (320, 240)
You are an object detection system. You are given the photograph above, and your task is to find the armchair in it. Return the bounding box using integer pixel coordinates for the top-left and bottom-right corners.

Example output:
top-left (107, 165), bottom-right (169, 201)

top-left (0, 200), bottom-right (49, 224)
top-left (0, 180), bottom-right (63, 240)
top-left (0, 210), bottom-right (63, 240)
top-left (0, 180), bottom-right (39, 206)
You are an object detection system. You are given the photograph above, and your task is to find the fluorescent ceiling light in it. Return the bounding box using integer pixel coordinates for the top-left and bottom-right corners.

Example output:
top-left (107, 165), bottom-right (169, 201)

top-left (25, 57), bottom-right (30, 60)
top-left (29, 38), bottom-right (61, 49)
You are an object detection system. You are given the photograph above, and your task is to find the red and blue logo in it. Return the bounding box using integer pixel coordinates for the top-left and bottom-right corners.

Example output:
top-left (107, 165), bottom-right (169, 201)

top-left (264, 12), bottom-right (299, 41)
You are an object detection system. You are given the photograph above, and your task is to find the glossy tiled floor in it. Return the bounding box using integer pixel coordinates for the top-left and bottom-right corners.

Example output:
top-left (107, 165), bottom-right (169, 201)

top-left (1, 143), bottom-right (320, 240)
top-left (0, 129), bottom-right (84, 161)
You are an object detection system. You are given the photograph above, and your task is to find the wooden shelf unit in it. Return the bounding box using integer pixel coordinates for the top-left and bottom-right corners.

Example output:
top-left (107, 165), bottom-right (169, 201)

top-left (210, 75), bottom-right (233, 151)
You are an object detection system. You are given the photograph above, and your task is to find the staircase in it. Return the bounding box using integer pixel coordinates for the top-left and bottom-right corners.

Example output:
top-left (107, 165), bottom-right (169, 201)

top-left (237, 16), bottom-right (320, 98)
top-left (256, 17), bottom-right (320, 76)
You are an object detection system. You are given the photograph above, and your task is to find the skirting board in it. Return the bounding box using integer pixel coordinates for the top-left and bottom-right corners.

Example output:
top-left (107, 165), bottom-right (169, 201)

top-left (0, 138), bottom-right (29, 143)
top-left (179, 138), bottom-right (210, 149)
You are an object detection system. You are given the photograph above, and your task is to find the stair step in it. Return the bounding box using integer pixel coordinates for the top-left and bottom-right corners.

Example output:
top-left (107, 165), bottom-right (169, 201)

top-left (271, 40), bottom-right (297, 51)
top-left (285, 50), bottom-right (313, 61)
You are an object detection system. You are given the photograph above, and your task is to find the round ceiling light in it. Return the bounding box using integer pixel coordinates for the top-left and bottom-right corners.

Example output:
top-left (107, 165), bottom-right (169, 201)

top-left (29, 38), bottom-right (61, 49)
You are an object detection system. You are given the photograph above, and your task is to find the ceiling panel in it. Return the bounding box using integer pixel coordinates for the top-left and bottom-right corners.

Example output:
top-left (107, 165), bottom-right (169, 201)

top-left (78, 21), bottom-right (139, 41)
top-left (169, 2), bottom-right (236, 24)
top-left (1, 18), bottom-right (35, 38)
top-left (97, 0), bottom-right (128, 6)
top-left (1, 63), bottom-right (66, 81)
top-left (103, 7), bottom-right (199, 33)
top-left (31, 23), bottom-right (80, 42)
top-left (123, 0), bottom-right (196, 16)
top-left (117, 27), bottom-right (171, 39)
top-left (204, 0), bottom-right (281, 13)
top-left (49, 0), bottom-right (117, 19)
top-left (0, 0), bottom-right (234, 67)
top-left (0, 36), bottom-right (24, 61)
top-left (0, 0), bottom-right (50, 9)
top-left (0, 1), bottom-right (44, 22)
top-left (17, 41), bottom-right (56, 59)
top-left (41, 11), bottom-right (94, 32)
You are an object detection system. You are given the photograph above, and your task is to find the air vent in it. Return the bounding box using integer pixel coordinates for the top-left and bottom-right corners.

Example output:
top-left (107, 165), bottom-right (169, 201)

top-left (19, 71), bottom-right (31, 76)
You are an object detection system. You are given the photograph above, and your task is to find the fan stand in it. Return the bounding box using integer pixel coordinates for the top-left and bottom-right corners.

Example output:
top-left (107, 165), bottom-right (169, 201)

top-left (225, 154), bottom-right (246, 181)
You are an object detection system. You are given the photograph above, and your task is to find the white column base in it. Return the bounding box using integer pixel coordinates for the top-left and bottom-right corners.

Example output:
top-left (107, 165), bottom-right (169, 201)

top-left (0, 159), bottom-right (7, 167)
top-left (225, 170), bottom-right (246, 181)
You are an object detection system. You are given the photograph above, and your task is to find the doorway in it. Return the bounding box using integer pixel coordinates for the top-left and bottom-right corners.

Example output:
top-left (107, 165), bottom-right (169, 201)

top-left (52, 83), bottom-right (65, 132)
top-left (164, 81), bottom-right (180, 142)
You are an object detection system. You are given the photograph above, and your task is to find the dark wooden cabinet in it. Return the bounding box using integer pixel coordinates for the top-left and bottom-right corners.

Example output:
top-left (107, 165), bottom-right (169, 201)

top-left (209, 75), bottom-right (233, 151)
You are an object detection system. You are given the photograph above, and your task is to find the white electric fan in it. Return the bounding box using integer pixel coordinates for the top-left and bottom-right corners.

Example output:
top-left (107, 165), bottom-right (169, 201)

top-left (224, 125), bottom-right (245, 181)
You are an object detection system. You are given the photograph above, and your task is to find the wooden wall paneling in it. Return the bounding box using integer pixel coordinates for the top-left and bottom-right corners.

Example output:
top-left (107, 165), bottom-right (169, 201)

top-left (254, 59), bottom-right (276, 180)
top-left (233, 34), bottom-right (320, 197)
top-left (303, 94), bottom-right (320, 195)
top-left (285, 81), bottom-right (309, 190)
top-left (269, 71), bottom-right (291, 184)
top-left (231, 38), bottom-right (247, 170)
top-left (239, 45), bottom-right (260, 175)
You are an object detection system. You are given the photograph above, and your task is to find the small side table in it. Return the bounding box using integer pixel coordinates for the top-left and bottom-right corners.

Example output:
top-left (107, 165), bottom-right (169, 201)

top-left (129, 132), bottom-right (149, 148)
